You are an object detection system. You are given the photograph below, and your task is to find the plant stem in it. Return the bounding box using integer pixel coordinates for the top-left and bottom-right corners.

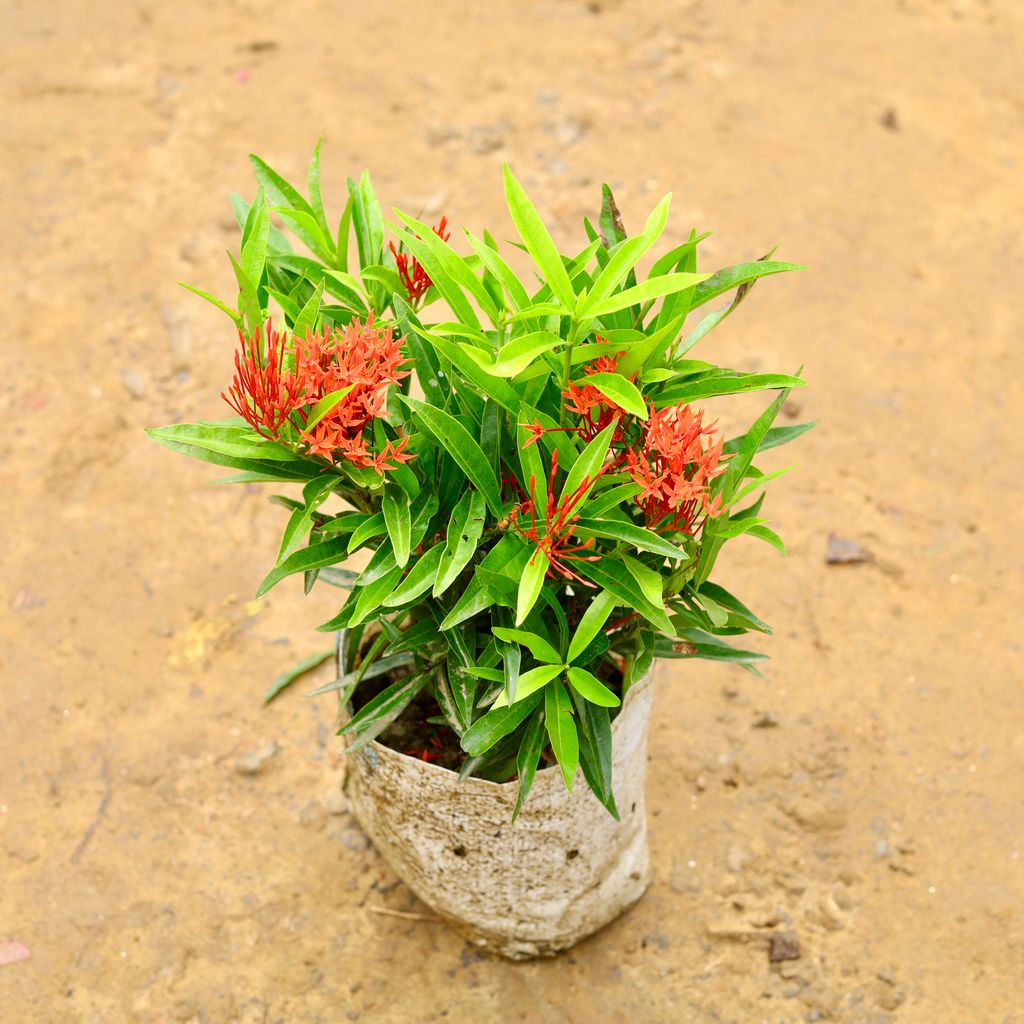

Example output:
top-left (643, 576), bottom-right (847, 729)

top-left (559, 320), bottom-right (580, 426)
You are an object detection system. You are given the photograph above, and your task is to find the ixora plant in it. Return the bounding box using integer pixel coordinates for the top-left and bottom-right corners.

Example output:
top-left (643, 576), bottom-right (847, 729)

top-left (148, 145), bottom-right (809, 956)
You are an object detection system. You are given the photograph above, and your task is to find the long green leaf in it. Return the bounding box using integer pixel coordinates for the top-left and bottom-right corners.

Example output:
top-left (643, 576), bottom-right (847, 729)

top-left (433, 491), bottom-right (487, 596)
top-left (338, 671), bottom-right (429, 752)
top-left (545, 678), bottom-right (579, 791)
top-left (570, 687), bottom-right (618, 816)
top-left (567, 589), bottom-right (617, 663)
top-left (515, 549), bottom-right (549, 626)
top-left (503, 165), bottom-right (576, 310)
top-left (399, 397), bottom-right (503, 517)
top-left (262, 648), bottom-right (334, 705)
top-left (492, 627), bottom-right (562, 666)
top-left (585, 272), bottom-right (709, 319)
top-left (512, 711), bottom-right (547, 822)
top-left (462, 689), bottom-right (544, 757)
top-left (690, 260), bottom-right (805, 309)
top-left (577, 556), bottom-right (673, 633)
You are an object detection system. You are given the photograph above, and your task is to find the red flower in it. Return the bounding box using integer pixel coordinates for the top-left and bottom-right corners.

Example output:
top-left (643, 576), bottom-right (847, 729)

top-left (563, 347), bottom-right (631, 442)
top-left (512, 449), bottom-right (604, 585)
top-left (293, 315), bottom-right (411, 472)
top-left (389, 216), bottom-right (451, 303)
top-left (222, 319), bottom-right (304, 440)
top-left (626, 403), bottom-right (726, 534)
top-left (221, 316), bottom-right (411, 474)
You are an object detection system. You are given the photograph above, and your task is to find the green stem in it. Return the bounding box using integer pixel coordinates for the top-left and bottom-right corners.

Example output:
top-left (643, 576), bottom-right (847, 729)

top-left (559, 320), bottom-right (580, 426)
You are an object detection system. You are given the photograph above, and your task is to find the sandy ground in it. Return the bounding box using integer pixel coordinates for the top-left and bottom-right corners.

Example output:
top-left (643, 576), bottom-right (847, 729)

top-left (2, 0), bottom-right (1023, 1020)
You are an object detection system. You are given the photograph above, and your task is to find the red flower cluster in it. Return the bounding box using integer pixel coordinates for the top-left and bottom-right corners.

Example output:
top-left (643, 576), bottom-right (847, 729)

top-left (511, 449), bottom-right (604, 584)
top-left (389, 216), bottom-right (451, 303)
top-left (222, 316), bottom-right (411, 474)
top-left (625, 404), bottom-right (725, 533)
top-left (563, 349), bottom-right (629, 442)
top-left (556, 349), bottom-right (727, 536)
top-left (223, 320), bottom-right (304, 440)
top-left (294, 317), bottom-right (412, 472)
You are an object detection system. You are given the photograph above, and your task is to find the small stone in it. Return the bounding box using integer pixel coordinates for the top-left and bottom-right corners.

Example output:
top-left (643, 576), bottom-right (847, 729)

top-left (0, 941), bottom-right (31, 967)
top-left (325, 791), bottom-right (350, 816)
top-left (826, 533), bottom-right (871, 565)
top-left (726, 844), bottom-right (749, 873)
top-left (877, 986), bottom-right (905, 1011)
top-left (11, 588), bottom-right (45, 611)
top-left (340, 825), bottom-right (370, 852)
top-left (121, 367), bottom-right (148, 399)
top-left (818, 894), bottom-right (847, 931)
top-left (234, 740), bottom-right (280, 776)
top-left (874, 838), bottom-right (891, 858)
top-left (880, 107), bottom-right (900, 131)
top-left (752, 711), bottom-right (779, 729)
top-left (789, 796), bottom-right (848, 832)
top-left (768, 931), bottom-right (801, 963)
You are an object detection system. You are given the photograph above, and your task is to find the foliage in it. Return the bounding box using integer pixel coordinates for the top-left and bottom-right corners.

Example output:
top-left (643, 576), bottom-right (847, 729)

top-left (148, 144), bottom-right (810, 818)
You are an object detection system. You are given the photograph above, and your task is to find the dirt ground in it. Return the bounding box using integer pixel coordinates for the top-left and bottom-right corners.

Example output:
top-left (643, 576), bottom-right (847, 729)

top-left (3, 0), bottom-right (1023, 1020)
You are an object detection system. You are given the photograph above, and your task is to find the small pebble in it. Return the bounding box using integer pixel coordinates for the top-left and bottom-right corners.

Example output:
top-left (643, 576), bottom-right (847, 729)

top-left (120, 367), bottom-right (148, 399)
top-left (234, 741), bottom-right (280, 776)
top-left (340, 825), bottom-right (370, 852)
top-left (769, 931), bottom-right (802, 963)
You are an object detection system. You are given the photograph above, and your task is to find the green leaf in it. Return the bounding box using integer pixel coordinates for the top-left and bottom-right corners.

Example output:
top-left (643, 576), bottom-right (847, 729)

top-left (567, 666), bottom-right (620, 707)
top-left (515, 549), bottom-right (549, 626)
top-left (722, 421), bottom-right (815, 456)
top-left (229, 252), bottom-right (264, 334)
top-left (747, 523), bottom-right (787, 553)
top-left (560, 422), bottom-right (615, 513)
top-left (577, 556), bottom-right (673, 633)
top-left (512, 711), bottom-right (547, 821)
top-left (599, 184), bottom-right (627, 245)
top-left (655, 372), bottom-right (805, 407)
top-left (250, 153), bottom-right (313, 219)
top-left (698, 581), bottom-right (772, 634)
top-left (492, 628), bottom-right (562, 665)
top-left (584, 272), bottom-right (710, 319)
top-left (414, 326), bottom-right (520, 415)
top-left (276, 475), bottom-right (337, 563)
top-left (349, 564), bottom-right (404, 625)
top-left (262, 647), bottom-right (334, 705)
top-left (393, 210), bottom-right (497, 323)
top-left (503, 165), bottom-right (576, 311)
top-left (579, 194), bottom-right (670, 315)
top-left (241, 187), bottom-right (270, 286)
top-left (302, 385), bottom-right (355, 433)
top-left (623, 554), bottom-right (663, 607)
top-left (567, 589), bottom-right (617, 662)
top-left (338, 671), bottom-right (429, 753)
top-left (307, 138), bottom-right (330, 238)
top-left (347, 512), bottom-right (386, 552)
top-left (292, 278), bottom-right (325, 341)
top-left (615, 313), bottom-right (686, 377)
top-left (146, 422), bottom-right (302, 462)
top-left (433, 491), bottom-right (487, 596)
top-left (464, 229), bottom-right (531, 312)
top-left (489, 664), bottom-right (564, 709)
top-left (381, 486), bottom-right (412, 567)
top-left (256, 536), bottom-right (350, 597)
top-left (399, 396), bottom-right (503, 517)
top-left (577, 373), bottom-right (648, 419)
top-left (545, 678), bottom-right (579, 791)
top-left (573, 517), bottom-right (685, 561)
top-left (626, 628), bottom-right (655, 689)
top-left (570, 688), bottom-right (618, 816)
top-left (382, 544), bottom-right (445, 606)
top-left (690, 260), bottom-right (805, 309)
top-left (178, 282), bottom-right (242, 326)
top-left (481, 330), bottom-right (565, 377)
top-left (462, 689), bottom-right (544, 757)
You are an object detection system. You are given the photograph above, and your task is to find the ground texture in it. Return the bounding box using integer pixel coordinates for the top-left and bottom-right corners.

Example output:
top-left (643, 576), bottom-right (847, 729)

top-left (2, 1), bottom-right (1023, 1021)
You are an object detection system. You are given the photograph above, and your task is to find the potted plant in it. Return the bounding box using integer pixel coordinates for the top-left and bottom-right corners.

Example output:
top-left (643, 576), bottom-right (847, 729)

top-left (148, 145), bottom-right (809, 958)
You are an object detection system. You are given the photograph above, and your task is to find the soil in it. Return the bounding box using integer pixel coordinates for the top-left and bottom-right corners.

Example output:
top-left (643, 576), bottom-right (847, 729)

top-left (3, 1), bottom-right (1023, 1021)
